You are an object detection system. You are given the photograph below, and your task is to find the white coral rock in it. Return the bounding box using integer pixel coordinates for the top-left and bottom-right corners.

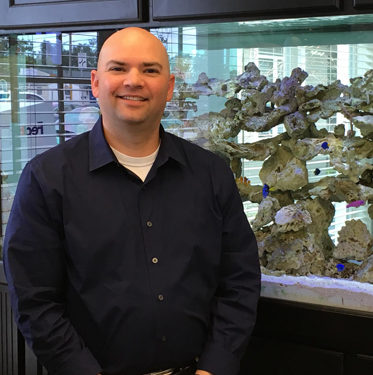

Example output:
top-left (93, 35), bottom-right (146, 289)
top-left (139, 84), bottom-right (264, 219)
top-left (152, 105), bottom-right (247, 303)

top-left (333, 219), bottom-right (373, 261)
top-left (274, 204), bottom-right (312, 233)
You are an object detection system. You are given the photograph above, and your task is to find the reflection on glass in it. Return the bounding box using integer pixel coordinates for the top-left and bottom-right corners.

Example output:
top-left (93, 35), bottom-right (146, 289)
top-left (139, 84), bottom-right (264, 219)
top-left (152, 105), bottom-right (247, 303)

top-left (0, 32), bottom-right (98, 247)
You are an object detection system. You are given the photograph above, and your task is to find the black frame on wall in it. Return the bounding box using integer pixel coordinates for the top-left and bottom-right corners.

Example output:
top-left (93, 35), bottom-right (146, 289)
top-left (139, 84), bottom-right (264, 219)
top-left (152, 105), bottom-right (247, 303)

top-left (0, 0), bottom-right (142, 29)
top-left (152, 0), bottom-right (341, 20)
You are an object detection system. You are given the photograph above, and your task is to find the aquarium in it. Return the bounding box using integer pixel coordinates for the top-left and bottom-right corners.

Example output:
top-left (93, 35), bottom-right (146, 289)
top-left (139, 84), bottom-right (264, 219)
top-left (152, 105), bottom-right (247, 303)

top-left (151, 15), bottom-right (373, 312)
top-left (0, 14), bottom-right (372, 312)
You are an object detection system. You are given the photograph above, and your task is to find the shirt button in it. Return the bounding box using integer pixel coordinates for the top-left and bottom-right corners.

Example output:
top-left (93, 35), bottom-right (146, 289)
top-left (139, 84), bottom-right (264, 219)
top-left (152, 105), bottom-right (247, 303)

top-left (152, 257), bottom-right (158, 264)
top-left (146, 221), bottom-right (153, 228)
top-left (158, 294), bottom-right (164, 301)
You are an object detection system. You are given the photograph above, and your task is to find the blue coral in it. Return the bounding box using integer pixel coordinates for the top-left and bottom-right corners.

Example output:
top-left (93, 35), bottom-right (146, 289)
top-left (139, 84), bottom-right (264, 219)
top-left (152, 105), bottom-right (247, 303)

top-left (262, 184), bottom-right (269, 198)
top-left (336, 263), bottom-right (345, 272)
top-left (321, 141), bottom-right (329, 150)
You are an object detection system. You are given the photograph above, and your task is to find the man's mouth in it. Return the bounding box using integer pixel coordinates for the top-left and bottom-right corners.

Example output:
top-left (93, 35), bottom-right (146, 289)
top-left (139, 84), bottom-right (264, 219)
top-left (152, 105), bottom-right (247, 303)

top-left (118, 95), bottom-right (147, 101)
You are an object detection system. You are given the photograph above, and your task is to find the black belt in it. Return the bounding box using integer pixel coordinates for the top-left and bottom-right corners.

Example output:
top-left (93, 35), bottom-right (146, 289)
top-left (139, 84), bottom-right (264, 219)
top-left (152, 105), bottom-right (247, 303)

top-left (144, 362), bottom-right (197, 375)
top-left (171, 363), bottom-right (197, 375)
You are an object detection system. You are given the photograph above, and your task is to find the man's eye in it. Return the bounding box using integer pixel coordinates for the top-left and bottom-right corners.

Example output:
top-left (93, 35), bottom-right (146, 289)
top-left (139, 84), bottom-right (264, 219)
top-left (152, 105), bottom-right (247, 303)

top-left (109, 67), bottom-right (123, 72)
top-left (145, 68), bottom-right (159, 74)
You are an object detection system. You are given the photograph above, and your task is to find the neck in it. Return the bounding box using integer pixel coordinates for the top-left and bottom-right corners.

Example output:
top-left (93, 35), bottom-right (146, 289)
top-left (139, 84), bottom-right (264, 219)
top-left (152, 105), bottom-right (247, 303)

top-left (102, 119), bottom-right (160, 157)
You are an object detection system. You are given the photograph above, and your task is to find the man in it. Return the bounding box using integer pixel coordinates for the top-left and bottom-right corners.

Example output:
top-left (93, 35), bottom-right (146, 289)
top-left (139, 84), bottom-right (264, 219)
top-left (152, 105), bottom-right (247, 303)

top-left (3, 27), bottom-right (260, 375)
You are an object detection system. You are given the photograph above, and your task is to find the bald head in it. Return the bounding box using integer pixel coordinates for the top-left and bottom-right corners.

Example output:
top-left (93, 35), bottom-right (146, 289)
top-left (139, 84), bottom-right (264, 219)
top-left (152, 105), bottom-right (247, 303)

top-left (90, 26), bottom-right (175, 143)
top-left (97, 27), bottom-right (171, 75)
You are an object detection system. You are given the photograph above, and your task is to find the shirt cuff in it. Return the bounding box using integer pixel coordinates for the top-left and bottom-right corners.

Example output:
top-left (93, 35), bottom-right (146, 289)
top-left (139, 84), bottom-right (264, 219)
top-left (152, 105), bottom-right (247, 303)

top-left (51, 346), bottom-right (102, 375)
top-left (197, 341), bottom-right (240, 375)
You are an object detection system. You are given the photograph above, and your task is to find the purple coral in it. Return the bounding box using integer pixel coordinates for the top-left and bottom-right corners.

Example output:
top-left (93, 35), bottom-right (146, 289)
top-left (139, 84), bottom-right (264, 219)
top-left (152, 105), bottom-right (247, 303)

top-left (346, 200), bottom-right (365, 208)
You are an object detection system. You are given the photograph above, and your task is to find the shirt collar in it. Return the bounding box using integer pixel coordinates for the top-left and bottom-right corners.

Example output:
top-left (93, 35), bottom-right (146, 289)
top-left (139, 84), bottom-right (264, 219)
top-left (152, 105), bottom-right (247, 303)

top-left (89, 116), bottom-right (187, 172)
top-left (89, 116), bottom-right (116, 172)
top-left (156, 125), bottom-right (187, 168)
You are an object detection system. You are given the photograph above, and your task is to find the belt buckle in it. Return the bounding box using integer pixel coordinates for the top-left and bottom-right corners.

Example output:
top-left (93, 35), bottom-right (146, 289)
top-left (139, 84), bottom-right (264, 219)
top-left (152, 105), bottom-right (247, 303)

top-left (171, 364), bottom-right (194, 375)
top-left (144, 368), bottom-right (174, 375)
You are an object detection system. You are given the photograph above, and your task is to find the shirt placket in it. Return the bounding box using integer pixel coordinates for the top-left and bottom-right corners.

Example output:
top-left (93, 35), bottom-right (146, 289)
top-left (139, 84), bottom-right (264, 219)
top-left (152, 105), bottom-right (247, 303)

top-left (138, 177), bottom-right (168, 345)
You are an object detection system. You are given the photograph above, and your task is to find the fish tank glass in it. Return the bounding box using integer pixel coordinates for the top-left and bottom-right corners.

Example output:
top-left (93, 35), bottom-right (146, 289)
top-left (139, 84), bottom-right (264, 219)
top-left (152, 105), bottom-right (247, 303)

top-left (1, 14), bottom-right (373, 312)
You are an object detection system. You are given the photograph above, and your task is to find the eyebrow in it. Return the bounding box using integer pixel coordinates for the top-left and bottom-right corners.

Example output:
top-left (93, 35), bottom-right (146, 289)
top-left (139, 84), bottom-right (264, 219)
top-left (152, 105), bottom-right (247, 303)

top-left (106, 60), bottom-right (163, 70)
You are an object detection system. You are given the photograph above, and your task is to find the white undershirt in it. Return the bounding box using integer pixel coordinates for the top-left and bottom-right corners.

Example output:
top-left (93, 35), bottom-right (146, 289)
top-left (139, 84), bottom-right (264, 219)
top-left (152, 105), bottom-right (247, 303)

top-left (111, 144), bottom-right (160, 182)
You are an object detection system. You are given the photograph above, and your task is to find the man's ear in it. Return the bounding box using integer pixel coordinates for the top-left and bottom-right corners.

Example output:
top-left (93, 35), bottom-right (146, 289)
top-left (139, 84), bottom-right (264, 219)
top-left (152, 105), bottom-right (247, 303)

top-left (91, 70), bottom-right (99, 98)
top-left (166, 74), bottom-right (175, 102)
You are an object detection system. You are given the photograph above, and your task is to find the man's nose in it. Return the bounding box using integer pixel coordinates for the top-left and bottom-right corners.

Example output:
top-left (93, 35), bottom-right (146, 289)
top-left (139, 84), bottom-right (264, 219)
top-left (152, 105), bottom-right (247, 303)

top-left (123, 69), bottom-right (143, 87)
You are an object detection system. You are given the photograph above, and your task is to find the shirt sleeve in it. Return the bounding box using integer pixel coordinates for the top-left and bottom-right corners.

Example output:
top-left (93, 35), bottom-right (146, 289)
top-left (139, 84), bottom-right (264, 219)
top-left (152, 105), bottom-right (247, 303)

top-left (197, 157), bottom-right (261, 375)
top-left (3, 161), bottom-right (102, 375)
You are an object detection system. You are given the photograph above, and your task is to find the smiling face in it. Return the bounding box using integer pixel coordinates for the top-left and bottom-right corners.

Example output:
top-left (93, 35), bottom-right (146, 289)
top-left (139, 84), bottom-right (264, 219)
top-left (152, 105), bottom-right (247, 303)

top-left (91, 28), bottom-right (175, 134)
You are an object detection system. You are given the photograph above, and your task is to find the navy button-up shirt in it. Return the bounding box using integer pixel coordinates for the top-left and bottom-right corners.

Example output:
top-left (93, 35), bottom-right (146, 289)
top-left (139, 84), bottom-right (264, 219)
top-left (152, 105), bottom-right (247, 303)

top-left (4, 118), bottom-right (260, 375)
